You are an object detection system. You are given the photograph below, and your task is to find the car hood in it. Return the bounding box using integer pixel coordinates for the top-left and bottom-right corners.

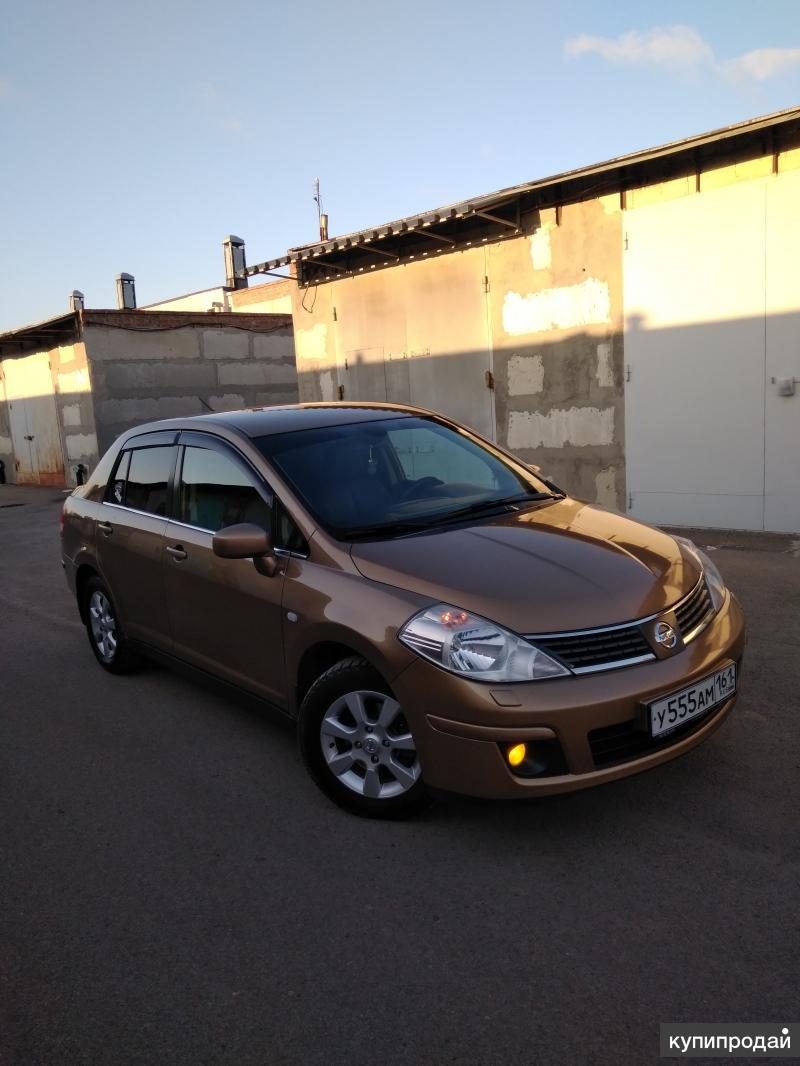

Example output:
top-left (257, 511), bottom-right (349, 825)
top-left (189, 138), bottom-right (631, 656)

top-left (350, 498), bottom-right (701, 633)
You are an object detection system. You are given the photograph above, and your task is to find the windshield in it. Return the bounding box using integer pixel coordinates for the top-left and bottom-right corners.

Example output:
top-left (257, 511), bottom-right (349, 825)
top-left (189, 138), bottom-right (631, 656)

top-left (256, 416), bottom-right (559, 540)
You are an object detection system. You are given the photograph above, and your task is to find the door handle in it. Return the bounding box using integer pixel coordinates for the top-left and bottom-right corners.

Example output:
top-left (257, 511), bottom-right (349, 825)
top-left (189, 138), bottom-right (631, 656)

top-left (166, 544), bottom-right (188, 561)
top-left (98, 522), bottom-right (113, 536)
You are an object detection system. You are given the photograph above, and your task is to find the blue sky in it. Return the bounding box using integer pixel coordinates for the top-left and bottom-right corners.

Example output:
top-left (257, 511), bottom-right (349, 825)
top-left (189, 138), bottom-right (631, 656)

top-left (1, 0), bottom-right (799, 331)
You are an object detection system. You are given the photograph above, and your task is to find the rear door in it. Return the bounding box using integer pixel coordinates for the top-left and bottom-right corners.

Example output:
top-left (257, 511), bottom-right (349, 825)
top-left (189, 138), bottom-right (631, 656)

top-left (96, 431), bottom-right (178, 650)
top-left (163, 432), bottom-right (286, 706)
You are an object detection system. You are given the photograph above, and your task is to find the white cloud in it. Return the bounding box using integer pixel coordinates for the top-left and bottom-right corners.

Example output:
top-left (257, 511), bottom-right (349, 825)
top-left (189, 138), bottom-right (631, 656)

top-left (565, 26), bottom-right (800, 82)
top-left (723, 47), bottom-right (800, 81)
top-left (565, 25), bottom-right (712, 71)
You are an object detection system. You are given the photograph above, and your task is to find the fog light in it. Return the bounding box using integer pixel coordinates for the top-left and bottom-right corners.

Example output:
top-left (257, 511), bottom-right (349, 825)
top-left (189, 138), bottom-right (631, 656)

top-left (506, 743), bottom-right (527, 767)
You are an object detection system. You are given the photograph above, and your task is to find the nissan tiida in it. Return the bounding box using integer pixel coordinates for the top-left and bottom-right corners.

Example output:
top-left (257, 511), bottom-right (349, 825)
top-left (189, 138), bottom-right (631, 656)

top-left (61, 403), bottom-right (745, 817)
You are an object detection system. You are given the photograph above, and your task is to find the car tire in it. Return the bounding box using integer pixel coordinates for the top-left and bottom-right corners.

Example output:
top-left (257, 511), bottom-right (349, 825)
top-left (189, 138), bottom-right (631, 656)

top-left (298, 656), bottom-right (432, 819)
top-left (83, 575), bottom-right (141, 675)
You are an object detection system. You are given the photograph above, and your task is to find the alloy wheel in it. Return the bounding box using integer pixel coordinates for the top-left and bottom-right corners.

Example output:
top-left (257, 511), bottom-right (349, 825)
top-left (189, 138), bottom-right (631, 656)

top-left (89, 590), bottom-right (117, 662)
top-left (320, 689), bottom-right (420, 799)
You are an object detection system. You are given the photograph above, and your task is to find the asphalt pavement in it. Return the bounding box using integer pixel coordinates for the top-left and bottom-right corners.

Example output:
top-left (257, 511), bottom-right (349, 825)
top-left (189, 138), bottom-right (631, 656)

top-left (1, 486), bottom-right (798, 1065)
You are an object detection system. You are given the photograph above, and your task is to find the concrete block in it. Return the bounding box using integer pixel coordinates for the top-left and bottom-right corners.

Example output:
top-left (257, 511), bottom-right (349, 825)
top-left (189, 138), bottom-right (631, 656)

top-left (86, 326), bottom-right (201, 361)
top-left (95, 397), bottom-right (160, 424)
top-left (594, 466), bottom-right (618, 508)
top-left (103, 362), bottom-right (217, 391)
top-left (252, 384), bottom-right (301, 407)
top-left (66, 433), bottom-right (98, 460)
top-left (218, 362), bottom-right (298, 387)
top-left (530, 223), bottom-right (555, 271)
top-left (208, 394), bottom-right (246, 411)
top-left (203, 329), bottom-right (250, 359)
top-left (56, 343), bottom-right (80, 367)
top-left (507, 355), bottom-right (544, 396)
top-left (62, 404), bottom-right (82, 427)
top-left (57, 368), bottom-right (91, 394)
top-left (508, 406), bottom-right (615, 449)
top-left (319, 370), bottom-right (336, 402)
top-left (295, 323), bottom-right (328, 360)
top-left (596, 343), bottom-right (614, 388)
top-left (503, 278), bottom-right (611, 336)
top-left (252, 330), bottom-right (295, 362)
top-left (155, 396), bottom-right (207, 419)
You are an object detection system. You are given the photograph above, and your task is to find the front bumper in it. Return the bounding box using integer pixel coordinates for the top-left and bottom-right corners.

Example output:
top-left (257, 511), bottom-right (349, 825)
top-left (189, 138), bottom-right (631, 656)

top-left (392, 592), bottom-right (746, 799)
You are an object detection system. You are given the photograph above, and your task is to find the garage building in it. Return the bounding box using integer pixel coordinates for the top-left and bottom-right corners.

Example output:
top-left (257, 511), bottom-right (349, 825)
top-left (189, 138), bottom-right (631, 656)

top-left (0, 308), bottom-right (296, 487)
top-left (243, 106), bottom-right (800, 533)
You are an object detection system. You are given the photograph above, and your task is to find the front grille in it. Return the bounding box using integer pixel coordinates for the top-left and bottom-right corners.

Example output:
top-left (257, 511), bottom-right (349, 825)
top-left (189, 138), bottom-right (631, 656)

top-left (588, 710), bottom-right (715, 769)
top-left (674, 579), bottom-right (714, 640)
top-left (531, 626), bottom-right (654, 674)
top-left (526, 577), bottom-right (716, 675)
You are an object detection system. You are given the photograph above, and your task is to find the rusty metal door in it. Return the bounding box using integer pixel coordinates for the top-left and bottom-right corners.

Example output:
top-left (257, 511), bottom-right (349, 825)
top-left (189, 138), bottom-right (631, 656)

top-left (3, 353), bottom-right (65, 485)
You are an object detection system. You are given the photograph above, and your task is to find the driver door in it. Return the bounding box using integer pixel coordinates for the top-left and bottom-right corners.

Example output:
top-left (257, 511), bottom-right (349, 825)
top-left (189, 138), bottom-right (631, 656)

top-left (163, 433), bottom-right (286, 708)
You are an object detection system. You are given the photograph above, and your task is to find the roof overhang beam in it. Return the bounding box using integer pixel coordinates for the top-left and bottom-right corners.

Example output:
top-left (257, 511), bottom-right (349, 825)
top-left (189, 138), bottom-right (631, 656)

top-left (474, 210), bottom-right (519, 230)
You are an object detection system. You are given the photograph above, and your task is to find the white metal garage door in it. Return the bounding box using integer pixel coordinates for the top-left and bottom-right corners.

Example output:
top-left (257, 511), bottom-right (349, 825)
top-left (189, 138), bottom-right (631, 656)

top-left (623, 170), bottom-right (800, 533)
top-left (3, 352), bottom-right (65, 486)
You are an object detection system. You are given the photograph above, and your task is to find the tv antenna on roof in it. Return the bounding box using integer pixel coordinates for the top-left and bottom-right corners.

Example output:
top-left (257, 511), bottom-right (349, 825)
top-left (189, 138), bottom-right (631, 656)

top-left (313, 177), bottom-right (329, 240)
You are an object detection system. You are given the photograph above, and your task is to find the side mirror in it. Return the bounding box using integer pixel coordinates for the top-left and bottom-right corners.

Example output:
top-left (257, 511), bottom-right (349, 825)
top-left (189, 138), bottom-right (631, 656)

top-left (527, 462), bottom-right (543, 476)
top-left (212, 523), bottom-right (278, 576)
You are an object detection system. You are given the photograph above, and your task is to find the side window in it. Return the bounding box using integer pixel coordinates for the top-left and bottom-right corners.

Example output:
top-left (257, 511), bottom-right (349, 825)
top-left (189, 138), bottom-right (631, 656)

top-left (105, 450), bottom-right (130, 505)
top-left (125, 447), bottom-right (176, 516)
top-left (179, 446), bottom-right (272, 533)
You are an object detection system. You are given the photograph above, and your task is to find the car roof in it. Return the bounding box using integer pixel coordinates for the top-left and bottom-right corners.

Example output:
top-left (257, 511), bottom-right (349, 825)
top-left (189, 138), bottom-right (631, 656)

top-left (130, 402), bottom-right (427, 440)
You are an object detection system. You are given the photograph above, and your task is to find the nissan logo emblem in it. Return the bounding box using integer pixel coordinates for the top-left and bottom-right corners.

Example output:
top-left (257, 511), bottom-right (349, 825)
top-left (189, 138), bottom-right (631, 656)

top-left (653, 621), bottom-right (678, 649)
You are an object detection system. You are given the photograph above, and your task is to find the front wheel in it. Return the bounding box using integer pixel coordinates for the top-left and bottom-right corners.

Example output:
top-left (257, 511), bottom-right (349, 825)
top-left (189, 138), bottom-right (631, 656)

top-left (298, 657), bottom-right (431, 819)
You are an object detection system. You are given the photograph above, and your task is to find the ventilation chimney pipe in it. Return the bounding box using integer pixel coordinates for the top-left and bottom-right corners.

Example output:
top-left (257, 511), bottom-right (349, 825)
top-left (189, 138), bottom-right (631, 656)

top-left (116, 273), bottom-right (136, 310)
top-left (223, 235), bottom-right (248, 290)
top-left (319, 213), bottom-right (329, 241)
top-left (69, 290), bottom-right (85, 312)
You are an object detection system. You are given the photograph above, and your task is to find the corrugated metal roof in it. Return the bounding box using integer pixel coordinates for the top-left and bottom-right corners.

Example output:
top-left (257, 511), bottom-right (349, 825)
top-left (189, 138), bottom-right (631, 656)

top-left (247, 104), bottom-right (800, 281)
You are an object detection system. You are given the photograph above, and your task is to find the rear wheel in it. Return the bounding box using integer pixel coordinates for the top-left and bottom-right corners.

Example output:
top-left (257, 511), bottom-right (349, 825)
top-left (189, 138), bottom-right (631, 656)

top-left (83, 575), bottom-right (141, 674)
top-left (298, 656), bottom-right (431, 818)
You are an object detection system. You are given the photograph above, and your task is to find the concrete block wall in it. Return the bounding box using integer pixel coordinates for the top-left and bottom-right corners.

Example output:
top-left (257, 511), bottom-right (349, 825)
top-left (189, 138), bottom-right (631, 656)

top-left (51, 341), bottom-right (100, 484)
top-left (84, 315), bottom-right (297, 454)
top-left (289, 198), bottom-right (626, 510)
top-left (487, 197), bottom-right (625, 509)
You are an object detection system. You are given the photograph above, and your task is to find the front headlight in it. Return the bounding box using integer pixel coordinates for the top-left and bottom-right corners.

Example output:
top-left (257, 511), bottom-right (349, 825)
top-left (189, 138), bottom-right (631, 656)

top-left (674, 537), bottom-right (727, 613)
top-left (398, 604), bottom-right (569, 682)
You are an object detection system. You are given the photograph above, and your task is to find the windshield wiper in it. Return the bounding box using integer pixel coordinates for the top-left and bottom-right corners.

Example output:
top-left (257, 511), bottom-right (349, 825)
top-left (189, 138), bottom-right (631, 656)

top-left (344, 492), bottom-right (562, 540)
top-left (425, 492), bottom-right (559, 527)
top-left (343, 520), bottom-right (433, 541)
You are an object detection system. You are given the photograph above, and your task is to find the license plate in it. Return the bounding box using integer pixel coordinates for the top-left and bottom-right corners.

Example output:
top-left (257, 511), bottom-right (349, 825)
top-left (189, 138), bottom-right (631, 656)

top-left (648, 664), bottom-right (737, 738)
